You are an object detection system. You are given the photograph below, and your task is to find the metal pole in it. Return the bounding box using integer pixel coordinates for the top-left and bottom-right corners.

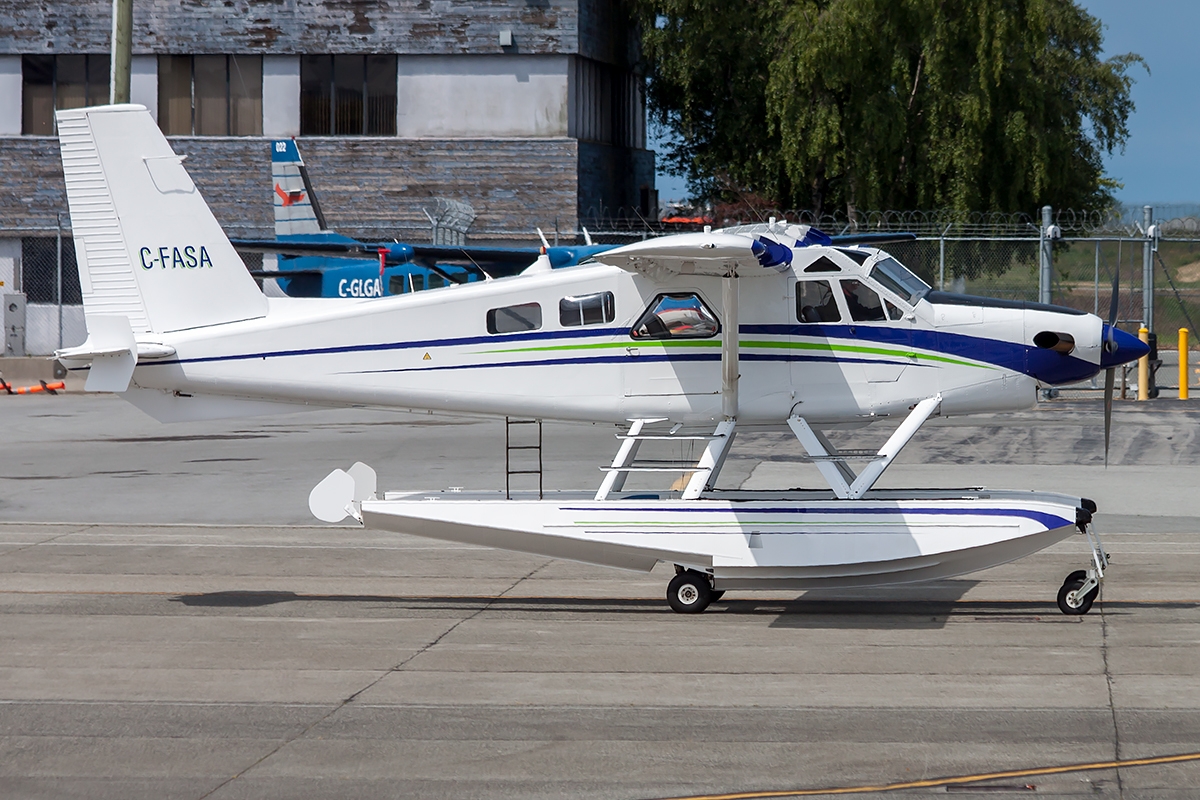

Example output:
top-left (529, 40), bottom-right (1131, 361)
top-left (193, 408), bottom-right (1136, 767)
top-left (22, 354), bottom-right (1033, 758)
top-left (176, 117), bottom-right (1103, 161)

top-left (938, 232), bottom-right (945, 291)
top-left (109, 0), bottom-right (132, 104)
top-left (1093, 240), bottom-right (1100, 316)
top-left (1142, 205), bottom-right (1154, 331)
top-left (56, 214), bottom-right (63, 350)
top-left (1180, 328), bottom-right (1189, 401)
top-left (721, 274), bottom-right (739, 420)
top-left (1039, 205), bottom-right (1053, 305)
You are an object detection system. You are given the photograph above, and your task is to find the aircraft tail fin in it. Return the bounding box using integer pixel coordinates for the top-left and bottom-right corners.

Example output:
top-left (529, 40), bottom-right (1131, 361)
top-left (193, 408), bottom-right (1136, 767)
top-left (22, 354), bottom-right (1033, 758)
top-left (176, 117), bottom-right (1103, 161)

top-left (55, 104), bottom-right (268, 336)
top-left (271, 139), bottom-right (326, 236)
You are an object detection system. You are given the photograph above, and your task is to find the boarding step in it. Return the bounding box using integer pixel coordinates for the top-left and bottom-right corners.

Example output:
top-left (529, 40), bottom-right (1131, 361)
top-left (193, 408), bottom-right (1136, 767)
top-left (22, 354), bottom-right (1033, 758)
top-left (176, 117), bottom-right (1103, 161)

top-left (595, 418), bottom-right (737, 501)
top-left (505, 417), bottom-right (543, 500)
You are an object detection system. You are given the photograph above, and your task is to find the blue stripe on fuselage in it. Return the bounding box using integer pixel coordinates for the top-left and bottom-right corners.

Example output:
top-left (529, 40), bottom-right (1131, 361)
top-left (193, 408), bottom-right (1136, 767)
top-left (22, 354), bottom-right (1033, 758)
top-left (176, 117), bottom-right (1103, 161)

top-left (144, 320), bottom-right (1095, 385)
top-left (742, 324), bottom-right (1096, 384)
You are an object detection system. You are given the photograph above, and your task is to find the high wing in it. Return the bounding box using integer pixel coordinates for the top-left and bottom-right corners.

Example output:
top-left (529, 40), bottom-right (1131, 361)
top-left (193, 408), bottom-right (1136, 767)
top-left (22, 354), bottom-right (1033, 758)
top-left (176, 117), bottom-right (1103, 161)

top-left (593, 232), bottom-right (793, 281)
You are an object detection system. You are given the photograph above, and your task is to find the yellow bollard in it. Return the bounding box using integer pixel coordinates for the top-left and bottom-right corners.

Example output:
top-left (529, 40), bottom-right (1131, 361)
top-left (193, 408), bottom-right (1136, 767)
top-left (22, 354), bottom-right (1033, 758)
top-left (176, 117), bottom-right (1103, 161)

top-left (1138, 327), bottom-right (1150, 401)
top-left (1182, 328), bottom-right (1191, 400)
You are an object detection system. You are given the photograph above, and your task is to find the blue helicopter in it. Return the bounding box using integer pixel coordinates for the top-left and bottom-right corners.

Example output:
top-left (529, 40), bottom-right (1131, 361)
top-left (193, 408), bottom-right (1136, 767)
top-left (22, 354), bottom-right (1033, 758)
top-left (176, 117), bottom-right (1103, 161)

top-left (230, 139), bottom-right (616, 298)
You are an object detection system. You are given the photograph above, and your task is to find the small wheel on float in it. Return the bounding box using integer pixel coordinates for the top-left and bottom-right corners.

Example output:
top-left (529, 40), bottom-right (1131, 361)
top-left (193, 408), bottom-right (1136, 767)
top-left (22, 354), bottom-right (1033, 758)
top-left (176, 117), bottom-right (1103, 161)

top-left (667, 571), bottom-right (713, 614)
top-left (1057, 573), bottom-right (1099, 616)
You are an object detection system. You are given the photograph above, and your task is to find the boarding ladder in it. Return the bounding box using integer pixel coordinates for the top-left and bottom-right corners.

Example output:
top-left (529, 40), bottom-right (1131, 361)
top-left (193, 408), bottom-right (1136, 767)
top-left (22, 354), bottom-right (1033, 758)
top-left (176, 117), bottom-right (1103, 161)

top-left (505, 417), bottom-right (543, 499)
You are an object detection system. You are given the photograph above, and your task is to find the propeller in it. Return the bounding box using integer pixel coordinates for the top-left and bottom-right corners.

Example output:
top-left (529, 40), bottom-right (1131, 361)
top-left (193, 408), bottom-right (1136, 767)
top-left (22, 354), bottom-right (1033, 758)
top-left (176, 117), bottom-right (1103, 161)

top-left (1103, 263), bottom-right (1119, 467)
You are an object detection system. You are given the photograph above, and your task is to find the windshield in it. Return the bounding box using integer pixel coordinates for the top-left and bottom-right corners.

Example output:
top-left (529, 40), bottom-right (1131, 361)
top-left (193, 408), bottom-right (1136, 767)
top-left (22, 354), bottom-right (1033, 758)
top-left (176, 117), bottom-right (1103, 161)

top-left (869, 257), bottom-right (930, 305)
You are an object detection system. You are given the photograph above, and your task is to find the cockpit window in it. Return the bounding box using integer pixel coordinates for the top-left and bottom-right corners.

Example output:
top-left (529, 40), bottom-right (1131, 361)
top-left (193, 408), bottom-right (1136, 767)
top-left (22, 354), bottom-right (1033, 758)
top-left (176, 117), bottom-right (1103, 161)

top-left (630, 293), bottom-right (719, 339)
top-left (796, 280), bottom-right (841, 323)
top-left (869, 256), bottom-right (929, 304)
top-left (840, 279), bottom-right (886, 322)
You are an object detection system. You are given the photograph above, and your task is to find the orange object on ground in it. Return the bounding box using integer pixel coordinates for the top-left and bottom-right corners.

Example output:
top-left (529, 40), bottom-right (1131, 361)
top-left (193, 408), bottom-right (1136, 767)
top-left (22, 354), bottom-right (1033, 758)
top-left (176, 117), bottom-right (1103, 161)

top-left (0, 379), bottom-right (65, 395)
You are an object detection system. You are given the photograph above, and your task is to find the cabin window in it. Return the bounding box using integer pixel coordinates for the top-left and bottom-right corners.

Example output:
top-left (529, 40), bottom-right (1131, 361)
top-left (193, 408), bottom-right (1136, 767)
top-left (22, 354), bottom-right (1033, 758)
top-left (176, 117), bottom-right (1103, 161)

top-left (630, 293), bottom-right (719, 340)
top-left (560, 292), bottom-right (615, 327)
top-left (487, 302), bottom-right (542, 334)
top-left (885, 300), bottom-right (905, 320)
top-left (796, 280), bottom-right (841, 323)
top-left (802, 255), bottom-right (842, 273)
top-left (840, 279), bottom-right (886, 322)
top-left (427, 272), bottom-right (446, 289)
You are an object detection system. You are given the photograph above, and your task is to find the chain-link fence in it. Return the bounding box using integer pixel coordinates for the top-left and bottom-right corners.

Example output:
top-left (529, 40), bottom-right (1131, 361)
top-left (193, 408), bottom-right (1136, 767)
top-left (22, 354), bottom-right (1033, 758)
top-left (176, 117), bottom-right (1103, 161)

top-left (4, 206), bottom-right (1199, 358)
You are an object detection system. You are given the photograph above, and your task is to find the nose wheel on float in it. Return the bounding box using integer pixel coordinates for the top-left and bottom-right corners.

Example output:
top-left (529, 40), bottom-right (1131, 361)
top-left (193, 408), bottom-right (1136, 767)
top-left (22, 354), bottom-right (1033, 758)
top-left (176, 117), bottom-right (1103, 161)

top-left (1058, 500), bottom-right (1108, 616)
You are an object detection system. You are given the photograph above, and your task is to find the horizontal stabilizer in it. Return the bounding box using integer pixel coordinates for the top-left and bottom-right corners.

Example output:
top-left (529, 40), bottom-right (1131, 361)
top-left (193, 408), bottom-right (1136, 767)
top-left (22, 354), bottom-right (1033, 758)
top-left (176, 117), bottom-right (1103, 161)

top-left (59, 315), bottom-right (137, 393)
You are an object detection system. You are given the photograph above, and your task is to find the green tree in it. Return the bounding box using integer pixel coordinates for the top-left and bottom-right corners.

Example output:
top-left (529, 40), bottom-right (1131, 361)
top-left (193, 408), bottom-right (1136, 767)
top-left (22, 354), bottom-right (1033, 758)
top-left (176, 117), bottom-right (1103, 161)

top-left (636, 0), bottom-right (1142, 214)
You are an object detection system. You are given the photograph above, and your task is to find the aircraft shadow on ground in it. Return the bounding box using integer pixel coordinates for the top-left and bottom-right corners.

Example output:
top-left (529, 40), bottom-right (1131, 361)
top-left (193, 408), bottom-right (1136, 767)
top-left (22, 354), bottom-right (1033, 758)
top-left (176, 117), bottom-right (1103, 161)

top-left (171, 588), bottom-right (1193, 627)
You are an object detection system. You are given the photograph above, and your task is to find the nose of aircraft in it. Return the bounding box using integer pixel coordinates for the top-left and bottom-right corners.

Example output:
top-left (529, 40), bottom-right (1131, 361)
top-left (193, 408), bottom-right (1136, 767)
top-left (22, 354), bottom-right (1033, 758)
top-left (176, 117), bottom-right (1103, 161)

top-left (1099, 324), bottom-right (1151, 369)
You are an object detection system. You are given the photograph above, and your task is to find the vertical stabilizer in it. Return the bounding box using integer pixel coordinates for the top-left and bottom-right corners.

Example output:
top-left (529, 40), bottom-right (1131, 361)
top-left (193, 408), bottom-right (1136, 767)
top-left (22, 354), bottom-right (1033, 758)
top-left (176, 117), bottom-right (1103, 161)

top-left (271, 139), bottom-right (326, 236)
top-left (56, 104), bottom-right (268, 334)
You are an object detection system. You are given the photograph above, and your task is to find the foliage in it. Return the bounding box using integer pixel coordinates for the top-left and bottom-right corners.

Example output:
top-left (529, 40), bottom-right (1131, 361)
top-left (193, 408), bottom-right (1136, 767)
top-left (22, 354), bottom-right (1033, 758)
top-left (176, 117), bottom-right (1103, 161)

top-left (635, 0), bottom-right (1143, 215)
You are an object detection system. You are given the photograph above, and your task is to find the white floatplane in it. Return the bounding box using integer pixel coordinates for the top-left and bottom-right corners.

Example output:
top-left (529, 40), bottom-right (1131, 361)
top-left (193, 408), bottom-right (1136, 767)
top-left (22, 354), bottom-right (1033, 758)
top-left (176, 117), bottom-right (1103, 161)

top-left (54, 104), bottom-right (1149, 614)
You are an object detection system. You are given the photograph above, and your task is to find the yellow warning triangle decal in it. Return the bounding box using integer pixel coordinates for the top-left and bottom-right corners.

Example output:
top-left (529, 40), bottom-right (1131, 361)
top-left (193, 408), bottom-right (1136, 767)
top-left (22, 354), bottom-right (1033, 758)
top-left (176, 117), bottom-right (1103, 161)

top-left (423, 353), bottom-right (431, 360)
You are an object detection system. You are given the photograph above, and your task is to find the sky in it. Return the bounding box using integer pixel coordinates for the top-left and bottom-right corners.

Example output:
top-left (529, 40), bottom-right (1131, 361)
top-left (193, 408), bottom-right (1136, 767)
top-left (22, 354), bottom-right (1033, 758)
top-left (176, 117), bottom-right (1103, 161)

top-left (652, 0), bottom-right (1200, 208)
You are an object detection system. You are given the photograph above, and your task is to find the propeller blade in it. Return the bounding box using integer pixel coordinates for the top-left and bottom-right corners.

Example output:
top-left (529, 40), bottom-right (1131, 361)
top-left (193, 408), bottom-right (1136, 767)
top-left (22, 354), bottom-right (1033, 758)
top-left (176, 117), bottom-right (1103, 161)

top-left (1103, 367), bottom-right (1115, 467)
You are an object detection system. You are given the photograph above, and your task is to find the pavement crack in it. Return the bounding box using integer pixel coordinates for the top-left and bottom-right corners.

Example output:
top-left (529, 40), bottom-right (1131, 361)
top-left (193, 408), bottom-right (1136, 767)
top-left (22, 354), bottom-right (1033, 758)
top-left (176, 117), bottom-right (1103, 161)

top-left (1100, 596), bottom-right (1125, 799)
top-left (0, 524), bottom-right (94, 558)
top-left (193, 559), bottom-right (552, 800)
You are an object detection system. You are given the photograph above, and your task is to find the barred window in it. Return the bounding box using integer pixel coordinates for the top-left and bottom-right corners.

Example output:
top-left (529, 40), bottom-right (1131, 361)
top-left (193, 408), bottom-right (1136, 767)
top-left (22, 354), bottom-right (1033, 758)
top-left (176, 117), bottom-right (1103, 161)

top-left (22, 55), bottom-right (111, 135)
top-left (158, 55), bottom-right (263, 136)
top-left (300, 55), bottom-right (397, 136)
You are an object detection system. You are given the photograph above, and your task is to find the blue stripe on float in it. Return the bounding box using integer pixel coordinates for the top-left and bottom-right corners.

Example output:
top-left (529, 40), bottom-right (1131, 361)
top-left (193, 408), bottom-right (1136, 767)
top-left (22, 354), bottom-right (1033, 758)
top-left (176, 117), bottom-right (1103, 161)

top-left (560, 505), bottom-right (1074, 530)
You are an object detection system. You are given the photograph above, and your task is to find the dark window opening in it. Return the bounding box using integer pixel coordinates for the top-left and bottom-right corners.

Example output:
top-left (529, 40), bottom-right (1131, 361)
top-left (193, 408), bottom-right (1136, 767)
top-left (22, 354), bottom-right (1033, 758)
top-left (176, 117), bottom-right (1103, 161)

top-left (560, 292), bottom-right (615, 327)
top-left (22, 55), bottom-right (111, 135)
top-left (836, 248), bottom-right (871, 265)
top-left (21, 238), bottom-right (82, 304)
top-left (796, 280), bottom-right (840, 323)
top-left (803, 256), bottom-right (842, 273)
top-left (630, 293), bottom-right (719, 340)
top-left (301, 55), bottom-right (397, 136)
top-left (157, 55), bottom-right (262, 136)
top-left (488, 302), bottom-right (542, 334)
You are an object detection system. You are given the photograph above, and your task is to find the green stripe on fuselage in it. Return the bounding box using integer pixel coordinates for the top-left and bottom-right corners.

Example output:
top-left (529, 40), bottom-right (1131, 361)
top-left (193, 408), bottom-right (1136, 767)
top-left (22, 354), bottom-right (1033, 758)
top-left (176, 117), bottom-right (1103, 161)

top-left (479, 336), bottom-right (991, 370)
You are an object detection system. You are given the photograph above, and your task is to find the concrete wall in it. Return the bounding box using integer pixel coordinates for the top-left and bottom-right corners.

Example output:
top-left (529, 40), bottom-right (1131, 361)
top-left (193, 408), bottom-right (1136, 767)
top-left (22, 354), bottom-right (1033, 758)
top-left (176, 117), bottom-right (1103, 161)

top-left (0, 0), bottom-right (597, 59)
top-left (396, 55), bottom-right (569, 138)
top-left (0, 54), bottom-right (19, 135)
top-left (130, 55), bottom-right (157, 119)
top-left (262, 55), bottom-right (299, 137)
top-left (0, 238), bottom-right (18, 292)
